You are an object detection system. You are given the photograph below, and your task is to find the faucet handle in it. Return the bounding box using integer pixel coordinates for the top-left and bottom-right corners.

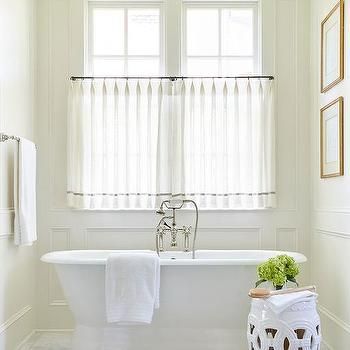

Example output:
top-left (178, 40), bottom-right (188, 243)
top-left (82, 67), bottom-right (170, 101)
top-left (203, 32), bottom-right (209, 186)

top-left (157, 226), bottom-right (166, 235)
top-left (182, 226), bottom-right (191, 252)
top-left (182, 226), bottom-right (192, 234)
top-left (156, 227), bottom-right (166, 252)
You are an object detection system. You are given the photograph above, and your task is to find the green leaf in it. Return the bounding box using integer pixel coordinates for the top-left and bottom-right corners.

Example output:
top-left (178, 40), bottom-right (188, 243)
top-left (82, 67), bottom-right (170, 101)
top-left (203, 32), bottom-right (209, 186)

top-left (288, 278), bottom-right (299, 286)
top-left (255, 279), bottom-right (266, 288)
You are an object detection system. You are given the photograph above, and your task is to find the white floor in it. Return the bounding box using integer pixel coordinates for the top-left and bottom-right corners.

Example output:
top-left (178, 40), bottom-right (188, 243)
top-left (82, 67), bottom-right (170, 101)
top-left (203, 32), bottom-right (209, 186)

top-left (20, 331), bottom-right (329, 350)
top-left (18, 331), bottom-right (245, 350)
top-left (19, 332), bottom-right (73, 350)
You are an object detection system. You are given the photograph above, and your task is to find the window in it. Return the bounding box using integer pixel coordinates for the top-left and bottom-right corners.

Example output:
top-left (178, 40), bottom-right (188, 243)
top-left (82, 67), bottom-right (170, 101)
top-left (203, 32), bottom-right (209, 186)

top-left (70, 1), bottom-right (274, 210)
top-left (88, 2), bottom-right (164, 76)
top-left (87, 1), bottom-right (260, 76)
top-left (183, 4), bottom-right (259, 76)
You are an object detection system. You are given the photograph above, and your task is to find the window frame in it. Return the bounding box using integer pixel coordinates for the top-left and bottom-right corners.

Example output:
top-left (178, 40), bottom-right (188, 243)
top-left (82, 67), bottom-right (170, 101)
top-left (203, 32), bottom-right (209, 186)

top-left (86, 0), bottom-right (261, 77)
top-left (87, 1), bottom-right (166, 76)
top-left (181, 1), bottom-right (261, 76)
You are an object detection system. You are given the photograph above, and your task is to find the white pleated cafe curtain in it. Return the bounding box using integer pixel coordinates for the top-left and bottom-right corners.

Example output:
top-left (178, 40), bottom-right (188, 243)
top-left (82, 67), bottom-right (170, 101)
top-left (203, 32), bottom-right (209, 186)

top-left (67, 78), bottom-right (275, 209)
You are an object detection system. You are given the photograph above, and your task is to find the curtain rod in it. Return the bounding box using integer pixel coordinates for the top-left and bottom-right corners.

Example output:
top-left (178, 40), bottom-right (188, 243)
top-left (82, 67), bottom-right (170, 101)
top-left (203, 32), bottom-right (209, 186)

top-left (70, 75), bottom-right (274, 81)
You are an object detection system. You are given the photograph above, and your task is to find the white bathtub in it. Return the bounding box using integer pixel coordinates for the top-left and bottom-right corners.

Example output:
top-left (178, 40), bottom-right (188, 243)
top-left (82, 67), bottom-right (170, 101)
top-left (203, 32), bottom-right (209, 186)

top-left (41, 250), bottom-right (307, 350)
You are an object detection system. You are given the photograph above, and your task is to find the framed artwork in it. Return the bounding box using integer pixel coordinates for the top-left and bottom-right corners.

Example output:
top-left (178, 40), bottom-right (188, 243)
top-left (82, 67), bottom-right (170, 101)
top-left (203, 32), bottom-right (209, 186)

top-left (321, 0), bottom-right (344, 93)
top-left (320, 97), bottom-right (343, 178)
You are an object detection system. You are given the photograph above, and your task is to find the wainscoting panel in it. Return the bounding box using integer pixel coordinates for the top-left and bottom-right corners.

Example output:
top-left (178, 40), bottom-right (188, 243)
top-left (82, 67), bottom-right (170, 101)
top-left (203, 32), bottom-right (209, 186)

top-left (275, 228), bottom-right (298, 251)
top-left (85, 227), bottom-right (155, 250)
top-left (311, 226), bottom-right (350, 348)
top-left (196, 227), bottom-right (262, 250)
top-left (49, 227), bottom-right (71, 251)
top-left (85, 227), bottom-right (263, 250)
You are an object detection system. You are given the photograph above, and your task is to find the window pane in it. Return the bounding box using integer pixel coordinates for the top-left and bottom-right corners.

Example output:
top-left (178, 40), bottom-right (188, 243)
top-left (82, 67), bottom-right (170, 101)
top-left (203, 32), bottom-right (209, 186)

top-left (128, 9), bottom-right (160, 55)
top-left (186, 58), bottom-right (219, 76)
top-left (222, 9), bottom-right (254, 56)
top-left (187, 9), bottom-right (219, 55)
top-left (92, 8), bottom-right (124, 55)
top-left (128, 58), bottom-right (160, 76)
top-left (222, 58), bottom-right (254, 75)
top-left (93, 58), bottom-right (125, 76)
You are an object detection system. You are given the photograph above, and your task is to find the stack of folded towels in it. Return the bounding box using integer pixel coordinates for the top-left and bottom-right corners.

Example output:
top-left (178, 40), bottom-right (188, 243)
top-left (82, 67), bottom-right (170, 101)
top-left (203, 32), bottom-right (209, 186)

top-left (265, 290), bottom-right (317, 314)
top-left (105, 251), bottom-right (160, 324)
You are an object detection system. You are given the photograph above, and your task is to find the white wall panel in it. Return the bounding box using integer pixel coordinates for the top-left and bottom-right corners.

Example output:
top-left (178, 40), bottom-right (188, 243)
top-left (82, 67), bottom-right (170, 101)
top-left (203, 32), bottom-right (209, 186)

top-left (310, 0), bottom-right (350, 347)
top-left (36, 0), bottom-right (311, 329)
top-left (275, 0), bottom-right (297, 210)
top-left (0, 0), bottom-right (37, 347)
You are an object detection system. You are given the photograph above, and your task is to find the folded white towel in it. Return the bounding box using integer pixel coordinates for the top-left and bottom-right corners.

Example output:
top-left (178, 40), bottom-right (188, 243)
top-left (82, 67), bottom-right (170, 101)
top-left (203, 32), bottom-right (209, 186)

top-left (265, 290), bottom-right (317, 314)
top-left (14, 138), bottom-right (37, 246)
top-left (105, 252), bottom-right (160, 324)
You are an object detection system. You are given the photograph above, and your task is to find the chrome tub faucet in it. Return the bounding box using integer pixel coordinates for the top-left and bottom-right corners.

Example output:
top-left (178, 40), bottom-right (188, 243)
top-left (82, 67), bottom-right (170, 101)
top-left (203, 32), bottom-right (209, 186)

top-left (155, 199), bottom-right (198, 258)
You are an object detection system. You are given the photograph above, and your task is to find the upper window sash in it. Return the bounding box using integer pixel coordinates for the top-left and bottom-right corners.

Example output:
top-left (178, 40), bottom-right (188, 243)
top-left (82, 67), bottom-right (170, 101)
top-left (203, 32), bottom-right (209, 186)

top-left (86, 0), bottom-right (260, 76)
top-left (181, 1), bottom-right (260, 75)
top-left (87, 1), bottom-right (165, 75)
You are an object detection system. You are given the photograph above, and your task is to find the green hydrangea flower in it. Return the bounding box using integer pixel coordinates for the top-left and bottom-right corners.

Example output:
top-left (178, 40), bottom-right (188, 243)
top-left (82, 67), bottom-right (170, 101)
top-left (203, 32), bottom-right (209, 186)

top-left (256, 255), bottom-right (299, 289)
top-left (278, 254), bottom-right (299, 279)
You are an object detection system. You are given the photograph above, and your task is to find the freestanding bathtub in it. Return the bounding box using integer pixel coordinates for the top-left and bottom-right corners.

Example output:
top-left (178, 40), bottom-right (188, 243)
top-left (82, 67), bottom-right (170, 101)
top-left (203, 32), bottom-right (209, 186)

top-left (41, 250), bottom-right (307, 350)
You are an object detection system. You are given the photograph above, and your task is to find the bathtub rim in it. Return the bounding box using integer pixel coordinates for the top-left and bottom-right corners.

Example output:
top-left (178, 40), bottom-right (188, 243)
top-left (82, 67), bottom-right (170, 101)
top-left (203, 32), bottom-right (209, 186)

top-left (40, 249), bottom-right (307, 266)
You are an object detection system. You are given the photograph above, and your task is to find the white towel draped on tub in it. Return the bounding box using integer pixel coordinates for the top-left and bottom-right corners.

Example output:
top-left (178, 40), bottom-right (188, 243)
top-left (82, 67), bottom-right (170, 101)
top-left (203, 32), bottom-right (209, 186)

top-left (14, 138), bottom-right (37, 246)
top-left (106, 252), bottom-right (160, 324)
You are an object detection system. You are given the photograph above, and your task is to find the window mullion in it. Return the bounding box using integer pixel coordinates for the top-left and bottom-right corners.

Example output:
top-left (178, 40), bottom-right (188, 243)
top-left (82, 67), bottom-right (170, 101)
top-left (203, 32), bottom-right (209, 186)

top-left (124, 8), bottom-right (128, 75)
top-left (165, 0), bottom-right (182, 76)
top-left (88, 6), bottom-right (93, 75)
top-left (254, 4), bottom-right (261, 73)
top-left (218, 8), bottom-right (222, 75)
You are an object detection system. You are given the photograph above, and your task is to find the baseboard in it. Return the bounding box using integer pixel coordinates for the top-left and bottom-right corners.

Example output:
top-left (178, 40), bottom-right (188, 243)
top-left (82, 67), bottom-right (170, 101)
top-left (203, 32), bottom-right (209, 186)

top-left (15, 328), bottom-right (337, 350)
top-left (318, 304), bottom-right (350, 335)
top-left (318, 304), bottom-right (350, 349)
top-left (35, 329), bottom-right (74, 332)
top-left (0, 305), bottom-right (34, 350)
top-left (16, 329), bottom-right (74, 350)
top-left (321, 339), bottom-right (333, 350)
top-left (15, 330), bottom-right (36, 350)
top-left (0, 305), bottom-right (32, 335)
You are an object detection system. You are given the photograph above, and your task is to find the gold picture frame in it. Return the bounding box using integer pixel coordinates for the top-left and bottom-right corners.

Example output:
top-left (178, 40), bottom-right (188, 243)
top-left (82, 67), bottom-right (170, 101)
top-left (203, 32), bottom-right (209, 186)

top-left (320, 97), bottom-right (344, 178)
top-left (321, 0), bottom-right (344, 93)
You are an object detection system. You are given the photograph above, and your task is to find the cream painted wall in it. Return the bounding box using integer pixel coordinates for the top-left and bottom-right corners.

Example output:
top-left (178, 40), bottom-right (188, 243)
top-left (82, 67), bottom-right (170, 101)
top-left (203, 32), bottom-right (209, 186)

top-left (310, 0), bottom-right (350, 349)
top-left (0, 0), bottom-right (37, 348)
top-left (35, 0), bottom-right (311, 329)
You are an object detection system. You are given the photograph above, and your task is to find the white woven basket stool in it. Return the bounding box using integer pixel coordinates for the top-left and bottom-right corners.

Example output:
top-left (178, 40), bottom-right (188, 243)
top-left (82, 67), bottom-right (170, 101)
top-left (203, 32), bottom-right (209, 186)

top-left (247, 295), bottom-right (321, 350)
